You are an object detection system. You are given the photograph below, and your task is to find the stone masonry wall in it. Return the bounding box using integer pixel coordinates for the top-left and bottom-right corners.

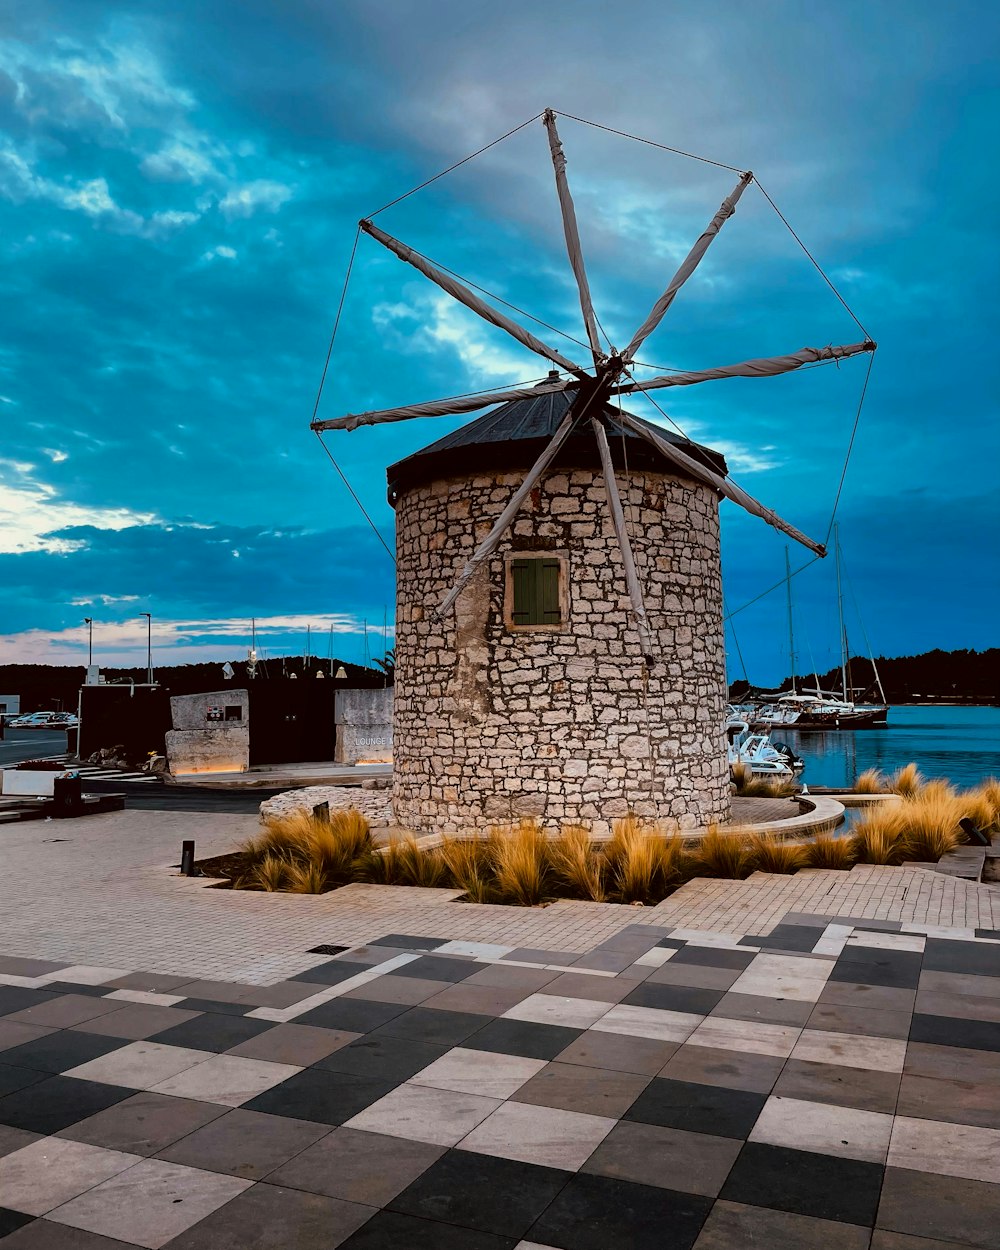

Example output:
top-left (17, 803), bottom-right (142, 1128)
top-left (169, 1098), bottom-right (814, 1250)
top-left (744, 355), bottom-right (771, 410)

top-left (393, 467), bottom-right (730, 835)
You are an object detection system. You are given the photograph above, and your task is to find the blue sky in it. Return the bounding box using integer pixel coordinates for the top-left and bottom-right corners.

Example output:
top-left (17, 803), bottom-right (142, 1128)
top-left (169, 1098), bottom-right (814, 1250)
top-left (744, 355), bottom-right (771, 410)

top-left (0, 0), bottom-right (996, 683)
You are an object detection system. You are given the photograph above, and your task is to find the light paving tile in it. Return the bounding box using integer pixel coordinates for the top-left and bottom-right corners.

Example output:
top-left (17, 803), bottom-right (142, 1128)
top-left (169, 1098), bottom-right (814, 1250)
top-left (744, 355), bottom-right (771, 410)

top-left (434, 941), bottom-right (514, 959)
top-left (634, 947), bottom-right (678, 968)
top-left (65, 1041), bottom-right (213, 1090)
top-left (0, 1137), bottom-right (142, 1215)
top-left (103, 990), bottom-right (186, 1007)
top-left (791, 1029), bottom-right (907, 1073)
top-left (459, 1099), bottom-right (616, 1170)
top-left (47, 1157), bottom-right (251, 1248)
top-left (590, 1003), bottom-right (702, 1043)
top-left (150, 1054), bottom-right (301, 1107)
top-left (847, 932), bottom-right (926, 953)
top-left (501, 993), bottom-right (612, 1030)
top-left (729, 954), bottom-right (833, 1002)
top-left (344, 1082), bottom-right (501, 1146)
top-left (409, 1047), bottom-right (547, 1099)
top-left (888, 1116), bottom-right (1000, 1184)
top-left (37, 966), bottom-right (130, 986)
top-left (749, 1094), bottom-right (893, 1162)
top-left (686, 1015), bottom-right (801, 1058)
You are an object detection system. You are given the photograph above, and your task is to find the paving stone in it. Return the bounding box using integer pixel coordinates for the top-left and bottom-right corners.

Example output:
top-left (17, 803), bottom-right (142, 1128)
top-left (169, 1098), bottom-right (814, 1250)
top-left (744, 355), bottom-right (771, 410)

top-left (372, 1006), bottom-right (493, 1047)
top-left (156, 1107), bottom-right (330, 1178)
top-left (245, 1068), bottom-right (396, 1126)
top-left (806, 1001), bottom-right (912, 1039)
top-left (45, 1157), bottom-right (251, 1248)
top-left (147, 1013), bottom-right (275, 1054)
top-left (922, 938), bottom-right (1000, 978)
top-left (346, 1083), bottom-right (501, 1147)
top-left (73, 1005), bottom-right (203, 1042)
top-left (167, 1181), bottom-right (375, 1249)
top-left (790, 1029), bottom-right (906, 1072)
top-left (294, 997), bottom-right (408, 1033)
top-left (463, 965), bottom-right (558, 992)
top-left (150, 1054), bottom-right (300, 1107)
top-left (0, 1032), bottom-right (126, 1075)
top-left (0, 1209), bottom-right (35, 1240)
top-left (527, 1171), bottom-right (712, 1250)
top-left (391, 956), bottom-right (481, 983)
top-left (818, 981), bottom-right (917, 1013)
top-left (658, 1043), bottom-right (784, 1094)
top-left (621, 982), bottom-right (724, 1015)
top-left (0, 990), bottom-right (60, 1019)
top-left (410, 1047), bottom-right (546, 1099)
top-left (4, 996), bottom-right (126, 1030)
top-left (419, 982), bottom-right (535, 1016)
top-left (225, 1022), bottom-right (360, 1065)
top-left (876, 1167), bottom-right (1000, 1248)
top-left (267, 1126), bottom-right (443, 1205)
top-left (0, 1076), bottom-right (135, 1135)
top-left (720, 1141), bottom-right (884, 1225)
top-left (554, 1031), bottom-right (679, 1076)
top-left (0, 1066), bottom-right (46, 1099)
top-left (870, 1230), bottom-right (990, 1249)
top-left (285, 960), bottom-right (372, 986)
top-left (502, 994), bottom-right (612, 1030)
top-left (512, 1061), bottom-right (649, 1118)
top-left (315, 1033), bottom-right (446, 1083)
top-left (389, 1149), bottom-right (570, 1240)
top-left (591, 1004), bottom-right (702, 1044)
top-left (459, 1100), bottom-right (615, 1170)
top-left (773, 1057), bottom-right (901, 1114)
top-left (0, 1022), bottom-right (56, 1055)
top-left (582, 1119), bottom-right (741, 1196)
top-left (903, 1040), bottom-right (1000, 1085)
top-left (646, 962), bottom-right (743, 991)
top-left (340, 974), bottom-right (452, 1006)
top-left (887, 1115), bottom-right (1000, 1184)
top-left (0, 1137), bottom-right (141, 1215)
top-left (685, 1016), bottom-right (800, 1058)
top-left (56, 1091), bottom-right (228, 1156)
top-left (64, 1042), bottom-right (212, 1091)
top-left (466, 1018), bottom-right (583, 1060)
top-left (908, 1012), bottom-right (1000, 1053)
top-left (694, 1200), bottom-right (871, 1249)
top-left (896, 1071), bottom-right (1000, 1129)
top-left (749, 1094), bottom-right (893, 1163)
top-left (624, 1076), bottom-right (766, 1139)
top-left (337, 1209), bottom-right (516, 1249)
top-left (710, 991), bottom-right (814, 1027)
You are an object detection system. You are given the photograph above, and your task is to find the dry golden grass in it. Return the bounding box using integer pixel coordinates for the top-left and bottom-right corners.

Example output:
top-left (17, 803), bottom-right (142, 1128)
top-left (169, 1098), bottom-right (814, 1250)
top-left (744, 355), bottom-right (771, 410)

top-left (731, 760), bottom-right (797, 798)
top-left (550, 823), bottom-right (606, 902)
top-left (804, 831), bottom-right (855, 870)
top-left (440, 836), bottom-right (493, 903)
top-left (980, 778), bottom-right (1000, 823)
top-left (692, 825), bottom-right (752, 879)
top-left (958, 785), bottom-right (1000, 835)
top-left (850, 807), bottom-right (906, 864)
top-left (890, 763), bottom-right (923, 798)
top-left (285, 861), bottom-right (328, 893)
top-left (747, 832), bottom-right (807, 874)
top-left (853, 768), bottom-right (887, 794)
top-left (491, 820), bottom-right (550, 906)
top-left (242, 852), bottom-right (290, 891)
top-left (369, 835), bottom-right (447, 888)
top-left (730, 760), bottom-right (752, 791)
top-left (897, 795), bottom-right (963, 862)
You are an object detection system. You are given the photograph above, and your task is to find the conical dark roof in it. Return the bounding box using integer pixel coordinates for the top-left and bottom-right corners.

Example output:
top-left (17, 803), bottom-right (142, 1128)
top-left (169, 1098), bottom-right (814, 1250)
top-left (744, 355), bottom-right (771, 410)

top-left (387, 383), bottom-right (727, 504)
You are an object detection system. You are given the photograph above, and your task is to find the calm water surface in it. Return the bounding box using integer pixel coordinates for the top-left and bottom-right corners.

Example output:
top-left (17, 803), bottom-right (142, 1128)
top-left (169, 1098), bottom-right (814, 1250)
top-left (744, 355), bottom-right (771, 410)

top-left (776, 705), bottom-right (1000, 790)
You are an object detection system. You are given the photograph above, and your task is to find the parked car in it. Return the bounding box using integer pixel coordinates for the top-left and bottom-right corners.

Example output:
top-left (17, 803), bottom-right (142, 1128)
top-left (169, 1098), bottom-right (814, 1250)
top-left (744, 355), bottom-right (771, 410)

top-left (9, 712), bottom-right (60, 728)
top-left (48, 713), bottom-right (79, 729)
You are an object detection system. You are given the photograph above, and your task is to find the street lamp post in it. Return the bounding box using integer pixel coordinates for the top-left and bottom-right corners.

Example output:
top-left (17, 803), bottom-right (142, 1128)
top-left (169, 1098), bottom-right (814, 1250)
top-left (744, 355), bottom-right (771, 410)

top-left (83, 618), bottom-right (93, 666)
top-left (140, 613), bottom-right (153, 684)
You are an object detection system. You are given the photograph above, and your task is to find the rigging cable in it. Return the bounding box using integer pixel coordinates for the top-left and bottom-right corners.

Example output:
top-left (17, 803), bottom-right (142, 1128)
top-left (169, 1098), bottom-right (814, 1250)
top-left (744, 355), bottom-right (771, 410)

top-left (556, 111), bottom-right (745, 174)
top-left (722, 594), bottom-right (750, 684)
top-left (823, 350), bottom-right (874, 546)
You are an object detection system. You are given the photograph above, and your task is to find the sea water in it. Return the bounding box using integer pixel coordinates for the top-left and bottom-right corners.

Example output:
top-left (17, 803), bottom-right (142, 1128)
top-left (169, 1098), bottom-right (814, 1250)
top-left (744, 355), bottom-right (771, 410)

top-left (776, 705), bottom-right (1000, 790)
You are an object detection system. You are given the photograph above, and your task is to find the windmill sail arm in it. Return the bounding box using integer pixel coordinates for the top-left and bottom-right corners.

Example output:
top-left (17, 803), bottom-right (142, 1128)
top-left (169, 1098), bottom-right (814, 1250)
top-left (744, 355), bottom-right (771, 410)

top-left (591, 418), bottom-right (654, 660)
top-left (543, 109), bottom-right (602, 361)
top-left (615, 411), bottom-right (827, 556)
top-left (624, 171), bottom-right (753, 362)
top-left (437, 411), bottom-right (577, 616)
top-left (311, 378), bottom-right (574, 432)
top-left (360, 220), bottom-right (585, 378)
top-left (616, 340), bottom-right (876, 394)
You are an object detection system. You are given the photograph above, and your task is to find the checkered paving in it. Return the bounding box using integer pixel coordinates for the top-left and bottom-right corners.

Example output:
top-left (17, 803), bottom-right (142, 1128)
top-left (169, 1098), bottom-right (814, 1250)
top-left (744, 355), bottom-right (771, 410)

top-left (0, 916), bottom-right (998, 1248)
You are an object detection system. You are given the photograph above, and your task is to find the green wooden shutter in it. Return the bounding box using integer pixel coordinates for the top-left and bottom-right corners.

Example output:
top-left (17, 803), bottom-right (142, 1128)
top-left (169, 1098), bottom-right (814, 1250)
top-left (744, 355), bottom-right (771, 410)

top-left (512, 557), bottom-right (561, 626)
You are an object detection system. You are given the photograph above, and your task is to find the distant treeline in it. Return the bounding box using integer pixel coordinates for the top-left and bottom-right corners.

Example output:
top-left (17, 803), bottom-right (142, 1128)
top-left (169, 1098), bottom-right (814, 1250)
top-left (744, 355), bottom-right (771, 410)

top-left (0, 657), bottom-right (389, 714)
top-left (731, 647), bottom-right (1000, 704)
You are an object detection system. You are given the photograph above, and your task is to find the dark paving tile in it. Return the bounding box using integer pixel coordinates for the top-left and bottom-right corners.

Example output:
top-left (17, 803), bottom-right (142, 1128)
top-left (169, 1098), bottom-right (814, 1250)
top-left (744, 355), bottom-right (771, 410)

top-left (756, 926), bottom-right (825, 953)
top-left (0, 1030), bottom-right (125, 1074)
top-left (314, 1034), bottom-right (446, 1082)
top-left (0, 1221), bottom-right (134, 1248)
top-left (502, 947), bottom-right (584, 965)
top-left (0, 1064), bottom-right (47, 1097)
top-left (773, 1057), bottom-right (900, 1114)
top-left (0, 1074), bottom-right (134, 1134)
top-left (267, 1126), bottom-right (444, 1205)
top-left (555, 1030), bottom-right (678, 1076)
top-left (72, 1003), bottom-right (202, 1040)
top-left (286, 959), bottom-right (372, 987)
top-left (391, 956), bottom-right (481, 983)
top-left (464, 964), bottom-right (557, 992)
top-left (165, 1181), bottom-right (375, 1249)
top-left (107, 971), bottom-right (192, 993)
top-left (243, 1068), bottom-right (395, 1126)
top-left (389, 1148), bottom-right (570, 1239)
top-left (720, 1141), bottom-right (883, 1225)
top-left (466, 1017), bottom-right (583, 1060)
top-left (227, 1023), bottom-right (359, 1065)
top-left (542, 973), bottom-right (633, 1005)
top-left (647, 963), bottom-right (743, 991)
top-left (29, 983), bottom-right (113, 1000)
top-left (903, 1040), bottom-right (1000, 1085)
top-left (915, 986), bottom-right (1000, 1025)
top-left (568, 951), bottom-right (637, 973)
top-left (830, 950), bottom-right (922, 990)
top-left (156, 1106), bottom-right (330, 1178)
top-left (658, 1045), bottom-right (784, 1094)
top-left (871, 1230), bottom-right (986, 1249)
top-left (56, 1090), bottom-right (228, 1155)
top-left (669, 947), bottom-right (757, 971)
top-left (372, 1006), bottom-right (492, 1048)
top-left (909, 1012), bottom-right (1000, 1052)
top-left (528, 1171), bottom-right (712, 1250)
top-left (240, 981), bottom-right (329, 1010)
top-left (341, 974), bottom-right (452, 1007)
top-left (339, 1209), bottom-right (515, 1249)
top-left (711, 992), bottom-right (814, 1027)
top-left (513, 1061), bottom-right (649, 1118)
top-left (819, 980), bottom-right (917, 1013)
top-left (148, 1012), bottom-right (274, 1052)
top-left (0, 1209), bottom-right (34, 1239)
top-left (0, 988), bottom-right (59, 1018)
top-left (922, 938), bottom-right (1000, 978)
top-left (896, 1071), bottom-right (1000, 1129)
top-left (0, 1125), bottom-right (39, 1158)
top-left (622, 982), bottom-right (724, 1015)
top-left (295, 996), bottom-right (408, 1033)
top-left (877, 1167), bottom-right (1000, 1248)
top-left (624, 1076), bottom-right (766, 1139)
top-left (0, 1022), bottom-right (55, 1055)
top-left (367, 934), bottom-right (450, 949)
top-left (583, 1119), bottom-right (741, 1197)
top-left (419, 982), bottom-right (532, 1016)
top-left (807, 1001), bottom-right (912, 1039)
top-left (694, 1199), bottom-right (872, 1248)
top-left (173, 999), bottom-right (250, 1017)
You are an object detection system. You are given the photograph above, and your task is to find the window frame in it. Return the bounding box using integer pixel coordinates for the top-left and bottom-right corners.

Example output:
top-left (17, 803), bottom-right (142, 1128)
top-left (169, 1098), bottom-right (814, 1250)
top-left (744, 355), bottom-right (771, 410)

top-left (503, 550), bottom-right (570, 633)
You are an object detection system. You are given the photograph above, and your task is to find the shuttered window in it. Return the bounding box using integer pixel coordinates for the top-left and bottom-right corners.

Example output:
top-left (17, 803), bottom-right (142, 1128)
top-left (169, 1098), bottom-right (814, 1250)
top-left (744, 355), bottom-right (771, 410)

top-left (511, 557), bottom-right (562, 626)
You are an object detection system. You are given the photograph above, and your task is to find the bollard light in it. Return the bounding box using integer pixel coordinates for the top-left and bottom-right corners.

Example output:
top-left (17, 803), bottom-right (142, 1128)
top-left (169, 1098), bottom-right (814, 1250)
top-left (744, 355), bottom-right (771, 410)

top-left (181, 840), bottom-right (195, 876)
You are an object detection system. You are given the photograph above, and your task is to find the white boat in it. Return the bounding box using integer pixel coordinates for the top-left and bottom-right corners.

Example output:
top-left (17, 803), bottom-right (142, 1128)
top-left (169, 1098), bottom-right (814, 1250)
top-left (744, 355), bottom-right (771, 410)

top-left (726, 717), bottom-right (803, 778)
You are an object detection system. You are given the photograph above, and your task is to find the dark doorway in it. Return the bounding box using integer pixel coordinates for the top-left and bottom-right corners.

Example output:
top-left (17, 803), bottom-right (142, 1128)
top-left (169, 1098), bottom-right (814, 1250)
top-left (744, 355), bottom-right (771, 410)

top-left (247, 680), bottom-right (337, 765)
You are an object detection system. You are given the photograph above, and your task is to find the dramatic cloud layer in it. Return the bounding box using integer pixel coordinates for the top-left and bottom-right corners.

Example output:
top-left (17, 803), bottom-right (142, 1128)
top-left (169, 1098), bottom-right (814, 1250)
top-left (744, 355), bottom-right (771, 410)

top-left (0, 0), bottom-right (996, 679)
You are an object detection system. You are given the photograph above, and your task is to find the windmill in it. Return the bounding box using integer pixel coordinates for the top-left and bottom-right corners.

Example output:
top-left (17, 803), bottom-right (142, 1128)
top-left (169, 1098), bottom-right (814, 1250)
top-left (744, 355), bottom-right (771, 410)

top-left (311, 108), bottom-right (877, 667)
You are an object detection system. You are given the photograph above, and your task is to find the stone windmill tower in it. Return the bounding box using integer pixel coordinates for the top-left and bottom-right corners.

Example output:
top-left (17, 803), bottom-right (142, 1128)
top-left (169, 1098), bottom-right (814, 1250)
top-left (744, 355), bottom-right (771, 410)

top-left (311, 110), bottom-right (875, 835)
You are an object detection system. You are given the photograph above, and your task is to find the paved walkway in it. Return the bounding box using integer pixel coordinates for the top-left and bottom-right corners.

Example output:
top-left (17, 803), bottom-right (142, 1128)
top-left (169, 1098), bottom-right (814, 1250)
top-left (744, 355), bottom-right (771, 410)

top-left (0, 917), bottom-right (999, 1247)
top-left (3, 810), bottom-right (999, 984)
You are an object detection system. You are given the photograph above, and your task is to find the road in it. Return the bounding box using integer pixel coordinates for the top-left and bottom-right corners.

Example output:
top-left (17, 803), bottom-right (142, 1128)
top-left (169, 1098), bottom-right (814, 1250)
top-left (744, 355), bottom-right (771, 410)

top-left (0, 727), bottom-right (67, 766)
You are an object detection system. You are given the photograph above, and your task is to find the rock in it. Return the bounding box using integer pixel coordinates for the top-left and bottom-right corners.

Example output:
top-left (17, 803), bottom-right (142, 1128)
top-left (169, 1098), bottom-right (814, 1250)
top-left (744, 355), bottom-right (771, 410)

top-left (260, 784), bottom-right (393, 827)
top-left (361, 777), bottom-right (390, 790)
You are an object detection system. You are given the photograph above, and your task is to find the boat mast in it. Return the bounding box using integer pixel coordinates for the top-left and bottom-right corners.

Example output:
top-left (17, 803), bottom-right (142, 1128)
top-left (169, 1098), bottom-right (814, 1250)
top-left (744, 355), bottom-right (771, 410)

top-left (785, 546), bottom-right (796, 695)
top-left (835, 524), bottom-right (849, 699)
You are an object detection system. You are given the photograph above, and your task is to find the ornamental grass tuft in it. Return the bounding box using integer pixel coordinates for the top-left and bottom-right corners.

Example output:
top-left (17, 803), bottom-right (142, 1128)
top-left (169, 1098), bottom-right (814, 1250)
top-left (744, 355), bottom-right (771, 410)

top-left (804, 831), bottom-right (855, 870)
top-left (890, 762), bottom-right (924, 799)
top-left (747, 831), bottom-right (807, 874)
top-left (853, 768), bottom-right (886, 794)
top-left (491, 819), bottom-right (551, 906)
top-left (549, 823), bottom-right (607, 902)
top-left (692, 825), bottom-right (752, 879)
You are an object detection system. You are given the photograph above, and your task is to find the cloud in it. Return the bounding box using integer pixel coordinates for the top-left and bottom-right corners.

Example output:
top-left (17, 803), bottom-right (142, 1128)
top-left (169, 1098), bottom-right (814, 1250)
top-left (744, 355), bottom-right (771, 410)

top-left (0, 463), bottom-right (156, 554)
top-left (219, 179), bottom-right (293, 218)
